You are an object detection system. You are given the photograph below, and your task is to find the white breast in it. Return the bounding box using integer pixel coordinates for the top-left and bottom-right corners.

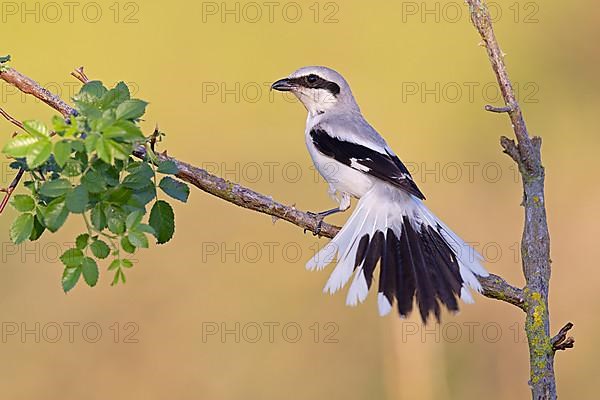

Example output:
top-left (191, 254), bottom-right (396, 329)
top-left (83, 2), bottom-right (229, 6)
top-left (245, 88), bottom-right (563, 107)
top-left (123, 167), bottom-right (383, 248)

top-left (305, 130), bottom-right (375, 200)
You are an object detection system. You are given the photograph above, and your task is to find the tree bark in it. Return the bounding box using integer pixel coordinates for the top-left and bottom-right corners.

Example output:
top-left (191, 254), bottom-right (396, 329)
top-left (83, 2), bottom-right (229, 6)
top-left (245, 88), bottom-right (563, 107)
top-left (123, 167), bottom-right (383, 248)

top-left (0, 65), bottom-right (526, 309)
top-left (465, 1), bottom-right (573, 398)
top-left (1, 12), bottom-right (574, 394)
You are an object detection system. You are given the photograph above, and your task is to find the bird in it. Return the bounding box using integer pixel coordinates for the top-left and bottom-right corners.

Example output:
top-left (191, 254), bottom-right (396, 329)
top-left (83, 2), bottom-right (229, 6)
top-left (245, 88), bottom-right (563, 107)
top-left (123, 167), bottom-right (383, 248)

top-left (271, 66), bottom-right (489, 323)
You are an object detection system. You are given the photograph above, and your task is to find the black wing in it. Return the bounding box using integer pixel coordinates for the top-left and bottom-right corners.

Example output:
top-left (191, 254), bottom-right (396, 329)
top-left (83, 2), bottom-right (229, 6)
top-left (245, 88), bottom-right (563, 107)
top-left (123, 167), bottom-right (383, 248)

top-left (310, 128), bottom-right (425, 200)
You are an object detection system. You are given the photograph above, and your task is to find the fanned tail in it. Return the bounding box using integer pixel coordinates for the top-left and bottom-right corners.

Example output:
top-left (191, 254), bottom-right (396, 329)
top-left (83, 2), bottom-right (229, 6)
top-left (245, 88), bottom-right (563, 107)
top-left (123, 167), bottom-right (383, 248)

top-left (306, 184), bottom-right (489, 323)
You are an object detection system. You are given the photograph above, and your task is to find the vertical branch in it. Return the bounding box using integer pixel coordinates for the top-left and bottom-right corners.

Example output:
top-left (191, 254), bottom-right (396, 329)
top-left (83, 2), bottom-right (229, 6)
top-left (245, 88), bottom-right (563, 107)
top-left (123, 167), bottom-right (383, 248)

top-left (465, 1), bottom-right (571, 399)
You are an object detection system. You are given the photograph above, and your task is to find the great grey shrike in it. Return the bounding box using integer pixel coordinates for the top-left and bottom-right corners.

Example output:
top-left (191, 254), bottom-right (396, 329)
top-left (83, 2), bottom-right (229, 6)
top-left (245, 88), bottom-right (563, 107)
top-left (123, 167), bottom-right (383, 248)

top-left (271, 66), bottom-right (489, 322)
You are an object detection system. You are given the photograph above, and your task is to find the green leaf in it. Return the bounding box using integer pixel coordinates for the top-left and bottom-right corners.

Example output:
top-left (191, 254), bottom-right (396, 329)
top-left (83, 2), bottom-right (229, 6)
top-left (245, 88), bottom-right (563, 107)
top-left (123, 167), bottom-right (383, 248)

top-left (121, 259), bottom-right (133, 268)
top-left (114, 81), bottom-right (131, 97)
top-left (108, 259), bottom-right (121, 271)
top-left (149, 200), bottom-right (174, 244)
top-left (109, 140), bottom-right (131, 161)
top-left (65, 185), bottom-right (89, 213)
top-left (60, 248), bottom-right (84, 268)
top-left (104, 187), bottom-right (133, 204)
top-left (130, 185), bottom-right (156, 207)
top-left (44, 197), bottom-right (69, 232)
top-left (157, 160), bottom-right (179, 174)
top-left (29, 215), bottom-right (46, 241)
top-left (100, 81), bottom-right (130, 109)
top-left (53, 140), bottom-right (72, 167)
top-left (91, 204), bottom-right (107, 230)
top-left (23, 120), bottom-right (50, 138)
top-left (123, 163), bottom-right (154, 190)
top-left (10, 213), bottom-right (34, 244)
top-left (62, 159), bottom-right (83, 177)
top-left (52, 115), bottom-right (69, 131)
top-left (95, 136), bottom-right (113, 164)
top-left (101, 165), bottom-right (120, 186)
top-left (35, 205), bottom-right (46, 223)
top-left (92, 115), bottom-right (116, 134)
top-left (159, 176), bottom-right (190, 203)
top-left (90, 110), bottom-right (116, 131)
top-left (39, 178), bottom-right (72, 197)
top-left (54, 116), bottom-right (79, 137)
top-left (81, 169), bottom-right (107, 193)
top-left (62, 267), bottom-right (81, 293)
top-left (126, 161), bottom-right (154, 176)
top-left (90, 239), bottom-right (111, 259)
top-left (75, 81), bottom-right (107, 104)
top-left (95, 137), bottom-right (131, 164)
top-left (116, 99), bottom-right (148, 120)
top-left (120, 236), bottom-right (136, 253)
top-left (26, 139), bottom-right (52, 169)
top-left (81, 257), bottom-right (99, 287)
top-left (84, 133), bottom-right (99, 153)
top-left (125, 210), bottom-right (144, 230)
top-left (0, 55), bottom-right (11, 63)
top-left (2, 134), bottom-right (38, 157)
top-left (107, 217), bottom-right (125, 235)
top-left (128, 231), bottom-right (148, 248)
top-left (81, 80), bottom-right (108, 97)
top-left (103, 120), bottom-right (144, 141)
top-left (111, 269), bottom-right (125, 285)
top-left (71, 140), bottom-right (85, 153)
top-left (75, 233), bottom-right (89, 250)
top-left (11, 194), bottom-right (35, 212)
top-left (136, 223), bottom-right (156, 236)
top-left (122, 177), bottom-right (153, 192)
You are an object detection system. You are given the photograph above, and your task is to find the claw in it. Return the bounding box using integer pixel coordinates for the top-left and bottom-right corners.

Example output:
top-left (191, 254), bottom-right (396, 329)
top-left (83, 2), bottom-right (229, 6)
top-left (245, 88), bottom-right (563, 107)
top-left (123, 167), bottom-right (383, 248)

top-left (314, 219), bottom-right (323, 236)
top-left (306, 211), bottom-right (324, 237)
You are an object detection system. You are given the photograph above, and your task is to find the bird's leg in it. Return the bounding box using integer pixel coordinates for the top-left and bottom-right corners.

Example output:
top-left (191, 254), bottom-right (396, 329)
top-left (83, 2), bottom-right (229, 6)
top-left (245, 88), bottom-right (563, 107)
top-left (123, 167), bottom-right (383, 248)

top-left (313, 207), bottom-right (344, 218)
top-left (305, 208), bottom-right (344, 236)
top-left (305, 193), bottom-right (351, 236)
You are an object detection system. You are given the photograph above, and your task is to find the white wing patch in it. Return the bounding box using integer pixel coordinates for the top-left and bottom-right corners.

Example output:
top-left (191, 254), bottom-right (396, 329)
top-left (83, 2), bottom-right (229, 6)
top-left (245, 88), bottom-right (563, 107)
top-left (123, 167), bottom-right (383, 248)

top-left (349, 157), bottom-right (371, 172)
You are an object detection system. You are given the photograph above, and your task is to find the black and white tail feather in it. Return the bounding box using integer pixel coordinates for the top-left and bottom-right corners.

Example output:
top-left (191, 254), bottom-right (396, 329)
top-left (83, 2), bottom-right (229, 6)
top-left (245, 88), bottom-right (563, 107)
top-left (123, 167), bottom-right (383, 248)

top-left (307, 184), bottom-right (488, 323)
top-left (271, 66), bottom-right (489, 323)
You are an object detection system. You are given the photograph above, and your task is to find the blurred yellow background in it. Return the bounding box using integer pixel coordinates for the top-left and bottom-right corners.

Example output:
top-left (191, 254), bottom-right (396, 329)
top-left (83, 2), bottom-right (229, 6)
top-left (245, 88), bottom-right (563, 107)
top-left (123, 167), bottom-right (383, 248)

top-left (0, 0), bottom-right (597, 399)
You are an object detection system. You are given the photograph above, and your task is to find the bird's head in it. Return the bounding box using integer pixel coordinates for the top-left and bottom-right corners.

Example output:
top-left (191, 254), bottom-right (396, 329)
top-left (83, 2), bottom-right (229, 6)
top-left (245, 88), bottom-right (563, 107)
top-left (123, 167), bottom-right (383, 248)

top-left (271, 66), bottom-right (359, 116)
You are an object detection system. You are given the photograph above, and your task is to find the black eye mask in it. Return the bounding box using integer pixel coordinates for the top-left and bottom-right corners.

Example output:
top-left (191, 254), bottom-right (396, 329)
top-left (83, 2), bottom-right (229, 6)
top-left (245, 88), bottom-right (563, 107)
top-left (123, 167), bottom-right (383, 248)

top-left (291, 75), bottom-right (341, 96)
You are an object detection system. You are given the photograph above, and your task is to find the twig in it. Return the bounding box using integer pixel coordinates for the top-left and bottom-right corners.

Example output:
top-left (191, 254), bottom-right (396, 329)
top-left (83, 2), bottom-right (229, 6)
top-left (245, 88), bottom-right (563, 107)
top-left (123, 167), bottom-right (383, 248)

top-left (551, 322), bottom-right (575, 352)
top-left (150, 124), bottom-right (160, 153)
top-left (500, 136), bottom-right (520, 164)
top-left (0, 64), bottom-right (526, 309)
top-left (466, 1), bottom-right (565, 398)
top-left (71, 66), bottom-right (89, 84)
top-left (0, 107), bottom-right (27, 215)
top-left (0, 107), bottom-right (25, 130)
top-left (485, 104), bottom-right (512, 113)
top-left (0, 168), bottom-right (25, 214)
top-left (478, 273), bottom-right (525, 310)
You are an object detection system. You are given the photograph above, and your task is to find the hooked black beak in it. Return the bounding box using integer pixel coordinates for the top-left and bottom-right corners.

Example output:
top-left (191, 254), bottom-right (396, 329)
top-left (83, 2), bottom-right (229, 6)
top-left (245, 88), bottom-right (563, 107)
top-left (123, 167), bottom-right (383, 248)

top-left (271, 78), bottom-right (296, 92)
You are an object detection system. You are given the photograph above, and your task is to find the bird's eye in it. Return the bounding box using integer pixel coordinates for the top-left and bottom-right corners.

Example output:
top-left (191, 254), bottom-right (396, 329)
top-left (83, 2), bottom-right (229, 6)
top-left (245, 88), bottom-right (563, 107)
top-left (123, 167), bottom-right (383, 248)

top-left (306, 74), bottom-right (318, 84)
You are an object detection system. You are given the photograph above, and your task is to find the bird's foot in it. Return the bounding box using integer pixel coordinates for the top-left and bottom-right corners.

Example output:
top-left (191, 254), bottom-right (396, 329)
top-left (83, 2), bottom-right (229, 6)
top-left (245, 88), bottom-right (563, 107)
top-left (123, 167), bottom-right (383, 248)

top-left (305, 211), bottom-right (325, 237)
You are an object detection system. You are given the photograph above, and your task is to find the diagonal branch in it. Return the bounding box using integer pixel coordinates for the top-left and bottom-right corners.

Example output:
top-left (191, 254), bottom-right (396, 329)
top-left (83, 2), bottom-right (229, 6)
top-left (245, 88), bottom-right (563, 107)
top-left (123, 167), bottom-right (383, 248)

top-left (0, 107), bottom-right (27, 214)
top-left (1, 68), bottom-right (73, 117)
top-left (0, 167), bottom-right (25, 214)
top-left (0, 65), bottom-right (524, 309)
top-left (139, 145), bottom-right (526, 310)
top-left (0, 107), bottom-right (25, 130)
